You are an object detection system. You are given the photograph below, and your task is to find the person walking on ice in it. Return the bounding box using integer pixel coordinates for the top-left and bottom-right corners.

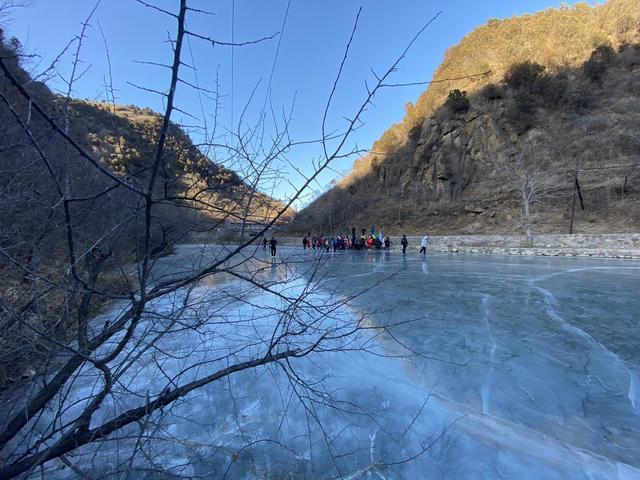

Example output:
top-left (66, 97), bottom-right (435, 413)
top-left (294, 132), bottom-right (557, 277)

top-left (420, 235), bottom-right (429, 255)
top-left (401, 235), bottom-right (408, 254)
top-left (269, 236), bottom-right (278, 260)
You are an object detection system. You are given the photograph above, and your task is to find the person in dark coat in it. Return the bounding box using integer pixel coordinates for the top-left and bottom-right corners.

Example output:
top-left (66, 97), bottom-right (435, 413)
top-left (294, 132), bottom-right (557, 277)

top-left (263, 237), bottom-right (268, 250)
top-left (269, 237), bottom-right (278, 258)
top-left (401, 235), bottom-right (408, 254)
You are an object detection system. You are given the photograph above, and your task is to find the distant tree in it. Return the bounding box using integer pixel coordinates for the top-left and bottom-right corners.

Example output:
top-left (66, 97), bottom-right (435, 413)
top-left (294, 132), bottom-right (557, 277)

top-left (444, 89), bottom-right (470, 114)
top-left (6, 35), bottom-right (20, 54)
top-left (619, 133), bottom-right (640, 200)
top-left (504, 61), bottom-right (546, 90)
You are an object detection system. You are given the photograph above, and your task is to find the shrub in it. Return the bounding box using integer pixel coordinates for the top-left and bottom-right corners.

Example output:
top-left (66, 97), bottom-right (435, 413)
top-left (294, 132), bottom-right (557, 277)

top-left (568, 82), bottom-right (593, 112)
top-left (514, 90), bottom-right (536, 114)
top-left (535, 72), bottom-right (568, 106)
top-left (483, 84), bottom-right (503, 101)
top-left (504, 61), bottom-right (546, 90)
top-left (619, 43), bottom-right (640, 68)
top-left (7, 36), bottom-right (22, 55)
top-left (504, 61), bottom-right (567, 108)
top-left (583, 44), bottom-right (615, 83)
top-left (444, 89), bottom-right (470, 114)
top-left (506, 90), bottom-right (536, 134)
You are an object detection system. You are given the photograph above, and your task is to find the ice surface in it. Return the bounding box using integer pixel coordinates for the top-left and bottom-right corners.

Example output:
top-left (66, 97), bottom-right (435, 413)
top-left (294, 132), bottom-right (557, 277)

top-left (5, 246), bottom-right (640, 479)
top-left (319, 250), bottom-right (640, 479)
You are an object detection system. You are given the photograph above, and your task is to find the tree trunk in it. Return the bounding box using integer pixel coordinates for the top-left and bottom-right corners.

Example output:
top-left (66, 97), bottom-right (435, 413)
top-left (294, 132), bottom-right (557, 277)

top-left (522, 190), bottom-right (532, 247)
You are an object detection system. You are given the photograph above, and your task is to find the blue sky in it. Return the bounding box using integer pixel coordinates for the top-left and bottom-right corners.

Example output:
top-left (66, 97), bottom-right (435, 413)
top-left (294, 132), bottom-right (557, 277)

top-left (5, 0), bottom-right (591, 206)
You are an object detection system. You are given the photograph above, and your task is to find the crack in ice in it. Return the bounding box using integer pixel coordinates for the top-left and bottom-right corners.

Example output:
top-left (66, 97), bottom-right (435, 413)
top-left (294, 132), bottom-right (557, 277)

top-left (532, 283), bottom-right (638, 415)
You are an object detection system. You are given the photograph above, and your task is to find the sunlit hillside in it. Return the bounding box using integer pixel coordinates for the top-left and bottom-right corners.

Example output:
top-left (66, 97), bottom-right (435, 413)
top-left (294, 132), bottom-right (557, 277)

top-left (291, 0), bottom-right (640, 235)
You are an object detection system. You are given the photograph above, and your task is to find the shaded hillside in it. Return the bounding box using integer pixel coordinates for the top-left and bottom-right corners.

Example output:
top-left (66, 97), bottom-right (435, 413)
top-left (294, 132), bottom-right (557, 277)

top-left (0, 31), bottom-right (286, 387)
top-left (67, 100), bottom-right (287, 224)
top-left (291, 0), bottom-right (640, 235)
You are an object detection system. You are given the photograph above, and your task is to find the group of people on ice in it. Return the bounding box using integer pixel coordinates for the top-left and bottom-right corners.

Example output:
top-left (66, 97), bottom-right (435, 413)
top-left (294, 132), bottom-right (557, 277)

top-left (303, 227), bottom-right (388, 252)
top-left (301, 226), bottom-right (429, 255)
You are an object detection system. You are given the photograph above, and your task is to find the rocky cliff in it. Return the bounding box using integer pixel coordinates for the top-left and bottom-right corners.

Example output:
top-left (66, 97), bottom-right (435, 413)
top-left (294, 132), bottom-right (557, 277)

top-left (291, 0), bottom-right (640, 235)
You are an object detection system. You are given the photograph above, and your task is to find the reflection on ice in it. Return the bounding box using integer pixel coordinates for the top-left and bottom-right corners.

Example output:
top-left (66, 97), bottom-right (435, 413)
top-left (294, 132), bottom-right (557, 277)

top-left (630, 370), bottom-right (639, 413)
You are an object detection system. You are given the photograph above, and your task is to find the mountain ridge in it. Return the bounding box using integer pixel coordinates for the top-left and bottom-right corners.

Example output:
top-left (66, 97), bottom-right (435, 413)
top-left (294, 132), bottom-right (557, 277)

top-left (290, 0), bottom-right (640, 236)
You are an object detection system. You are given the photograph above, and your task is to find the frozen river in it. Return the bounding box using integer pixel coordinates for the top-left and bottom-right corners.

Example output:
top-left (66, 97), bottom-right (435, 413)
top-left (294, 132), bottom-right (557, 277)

top-left (311, 248), bottom-right (640, 479)
top-left (6, 246), bottom-right (640, 479)
top-left (145, 246), bottom-right (640, 478)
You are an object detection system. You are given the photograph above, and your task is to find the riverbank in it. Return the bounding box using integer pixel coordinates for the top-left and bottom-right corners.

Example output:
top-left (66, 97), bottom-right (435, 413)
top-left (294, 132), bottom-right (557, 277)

top-left (272, 233), bottom-right (640, 259)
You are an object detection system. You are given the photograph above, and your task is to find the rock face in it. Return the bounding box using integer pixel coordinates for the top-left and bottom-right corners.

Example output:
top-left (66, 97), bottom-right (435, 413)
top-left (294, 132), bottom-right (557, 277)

top-left (290, 1), bottom-right (640, 236)
top-left (409, 115), bottom-right (512, 202)
top-left (292, 49), bottom-right (640, 235)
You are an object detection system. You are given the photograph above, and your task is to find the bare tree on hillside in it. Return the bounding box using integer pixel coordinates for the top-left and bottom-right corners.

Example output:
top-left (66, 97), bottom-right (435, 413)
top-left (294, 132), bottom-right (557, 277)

top-left (0, 2), bottom-right (446, 478)
top-left (621, 133), bottom-right (640, 200)
top-left (499, 145), bottom-right (561, 245)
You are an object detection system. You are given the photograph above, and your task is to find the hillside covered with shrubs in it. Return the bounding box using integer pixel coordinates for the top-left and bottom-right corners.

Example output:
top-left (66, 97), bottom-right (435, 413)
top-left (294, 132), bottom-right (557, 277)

top-left (0, 30), bottom-right (285, 387)
top-left (291, 0), bottom-right (640, 235)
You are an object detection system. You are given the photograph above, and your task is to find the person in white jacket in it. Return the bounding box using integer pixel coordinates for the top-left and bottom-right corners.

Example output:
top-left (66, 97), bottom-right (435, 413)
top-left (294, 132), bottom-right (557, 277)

top-left (420, 235), bottom-right (429, 255)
